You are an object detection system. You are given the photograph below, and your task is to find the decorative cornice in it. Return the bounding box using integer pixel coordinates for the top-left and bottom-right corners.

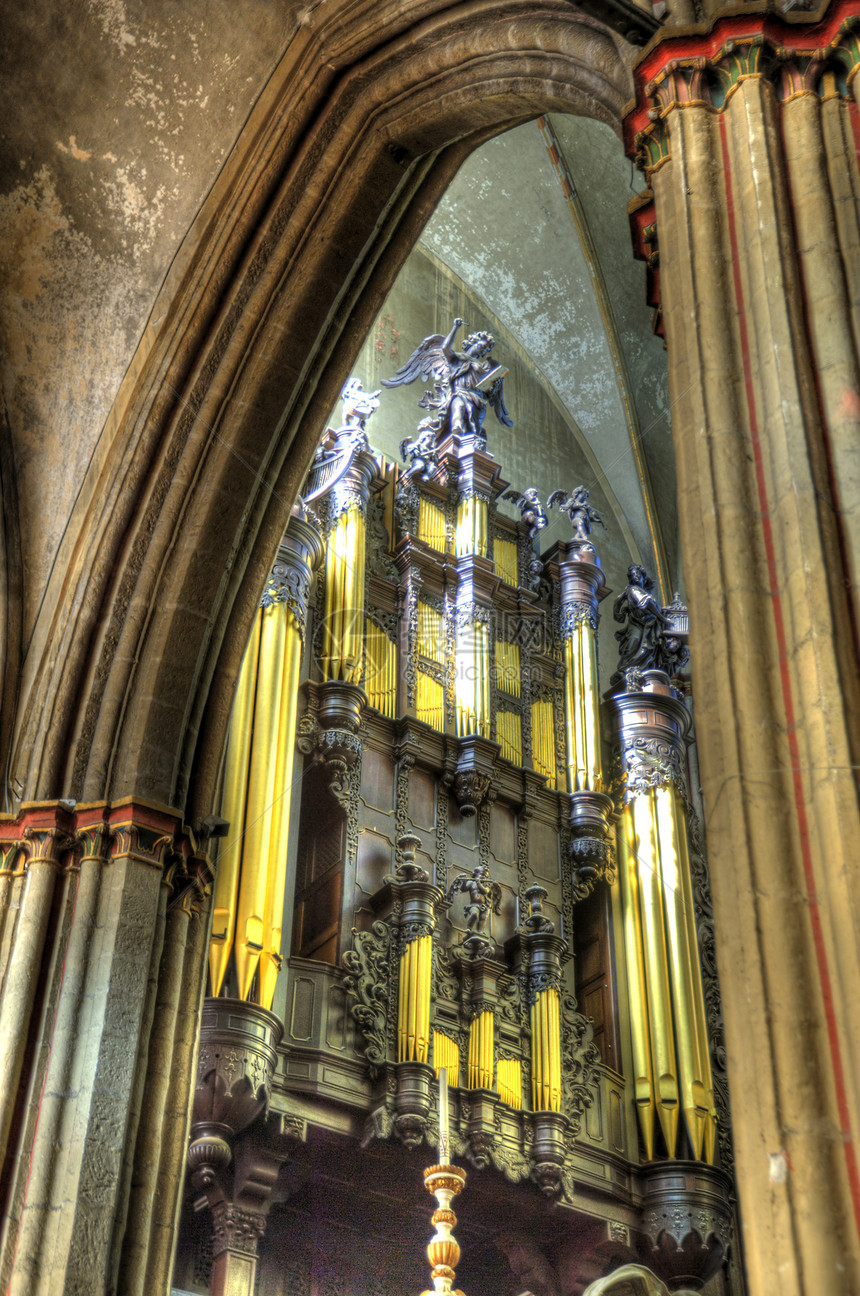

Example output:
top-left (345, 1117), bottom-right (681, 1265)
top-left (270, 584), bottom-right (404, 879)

top-left (0, 800), bottom-right (212, 900)
top-left (623, 1), bottom-right (860, 331)
top-left (625, 3), bottom-right (860, 176)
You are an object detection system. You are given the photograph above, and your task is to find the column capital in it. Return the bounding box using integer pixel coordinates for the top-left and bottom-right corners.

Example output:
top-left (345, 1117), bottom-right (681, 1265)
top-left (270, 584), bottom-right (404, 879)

top-left (625, 0), bottom-right (860, 173)
top-left (209, 1203), bottom-right (267, 1259)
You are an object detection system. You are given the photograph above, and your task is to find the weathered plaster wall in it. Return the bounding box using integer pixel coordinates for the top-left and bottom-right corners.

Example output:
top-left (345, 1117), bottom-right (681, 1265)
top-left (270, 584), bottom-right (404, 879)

top-left (0, 1), bottom-right (297, 640)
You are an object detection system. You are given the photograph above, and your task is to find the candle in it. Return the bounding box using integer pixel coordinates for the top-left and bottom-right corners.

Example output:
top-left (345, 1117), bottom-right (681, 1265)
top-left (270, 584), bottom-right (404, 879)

top-left (438, 1067), bottom-right (449, 1164)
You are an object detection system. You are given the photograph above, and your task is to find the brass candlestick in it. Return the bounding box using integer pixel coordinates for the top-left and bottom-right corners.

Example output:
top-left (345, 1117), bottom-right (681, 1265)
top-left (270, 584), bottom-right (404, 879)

top-left (421, 1163), bottom-right (467, 1296)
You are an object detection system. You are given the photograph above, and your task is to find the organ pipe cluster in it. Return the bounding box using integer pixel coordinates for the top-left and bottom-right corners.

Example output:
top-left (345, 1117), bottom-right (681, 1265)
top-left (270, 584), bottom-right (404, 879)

top-left (210, 513), bottom-right (323, 1008)
top-left (611, 671), bottom-right (716, 1162)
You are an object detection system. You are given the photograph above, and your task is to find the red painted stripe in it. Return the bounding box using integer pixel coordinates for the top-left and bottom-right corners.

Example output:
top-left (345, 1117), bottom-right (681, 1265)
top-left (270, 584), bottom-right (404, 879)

top-left (718, 111), bottom-right (860, 1239)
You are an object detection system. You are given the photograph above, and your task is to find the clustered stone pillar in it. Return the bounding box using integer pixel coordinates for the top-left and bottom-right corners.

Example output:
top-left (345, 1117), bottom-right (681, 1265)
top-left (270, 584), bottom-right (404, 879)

top-left (625, 5), bottom-right (860, 1292)
top-left (0, 800), bottom-right (212, 1296)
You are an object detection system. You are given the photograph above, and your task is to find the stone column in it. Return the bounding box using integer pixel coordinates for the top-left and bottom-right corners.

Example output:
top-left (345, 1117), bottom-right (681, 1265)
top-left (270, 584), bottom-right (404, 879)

top-left (625, 5), bottom-right (860, 1292)
top-left (0, 800), bottom-right (213, 1296)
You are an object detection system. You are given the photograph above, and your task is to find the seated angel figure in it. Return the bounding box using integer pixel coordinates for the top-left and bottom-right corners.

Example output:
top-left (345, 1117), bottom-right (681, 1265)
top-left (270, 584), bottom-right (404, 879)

top-left (383, 317), bottom-right (513, 443)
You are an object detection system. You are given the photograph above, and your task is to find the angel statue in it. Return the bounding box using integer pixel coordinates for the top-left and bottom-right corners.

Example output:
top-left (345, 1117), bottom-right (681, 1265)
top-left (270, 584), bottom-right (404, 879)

top-left (382, 317), bottom-right (513, 445)
top-left (609, 564), bottom-right (669, 690)
top-left (548, 485), bottom-right (605, 542)
top-left (399, 420), bottom-right (441, 483)
top-left (447, 864), bottom-right (502, 949)
top-left (301, 377), bottom-right (379, 508)
top-left (502, 487), bottom-right (548, 541)
top-left (340, 375), bottom-right (380, 435)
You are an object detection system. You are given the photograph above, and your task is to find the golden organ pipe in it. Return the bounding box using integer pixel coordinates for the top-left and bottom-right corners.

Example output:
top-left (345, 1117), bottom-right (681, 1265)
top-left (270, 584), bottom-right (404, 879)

top-left (322, 507), bottom-right (365, 682)
top-left (494, 537), bottom-right (519, 586)
top-left (259, 612), bottom-right (302, 1010)
top-left (617, 802), bottom-right (656, 1160)
top-left (209, 613), bottom-right (261, 996)
top-left (634, 791), bottom-right (679, 1156)
top-left (235, 602), bottom-right (287, 1001)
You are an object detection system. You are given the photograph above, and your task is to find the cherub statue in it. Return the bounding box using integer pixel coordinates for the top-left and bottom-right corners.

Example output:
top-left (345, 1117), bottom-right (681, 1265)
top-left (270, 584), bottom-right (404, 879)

top-left (302, 377), bottom-right (379, 506)
top-left (399, 420), bottom-right (441, 483)
top-left (383, 317), bottom-right (513, 444)
top-left (611, 564), bottom-right (669, 687)
top-left (547, 486), bottom-right (605, 542)
top-left (339, 376), bottom-right (380, 435)
top-left (502, 487), bottom-right (548, 541)
top-left (447, 863), bottom-right (502, 936)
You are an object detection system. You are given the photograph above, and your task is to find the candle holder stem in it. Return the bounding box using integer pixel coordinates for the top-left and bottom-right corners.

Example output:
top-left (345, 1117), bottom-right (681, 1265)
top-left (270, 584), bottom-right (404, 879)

top-left (420, 1164), bottom-right (468, 1296)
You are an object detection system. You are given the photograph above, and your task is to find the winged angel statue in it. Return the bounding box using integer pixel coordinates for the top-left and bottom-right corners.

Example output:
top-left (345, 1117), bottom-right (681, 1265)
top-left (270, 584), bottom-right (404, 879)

top-left (383, 317), bottom-right (513, 448)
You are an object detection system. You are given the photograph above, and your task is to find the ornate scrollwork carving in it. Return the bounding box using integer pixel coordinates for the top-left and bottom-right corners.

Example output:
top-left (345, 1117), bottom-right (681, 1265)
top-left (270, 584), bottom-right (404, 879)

top-left (342, 920), bottom-right (391, 1079)
top-left (687, 804), bottom-right (734, 1173)
top-left (559, 600), bottom-right (598, 637)
top-left (454, 600), bottom-right (492, 633)
top-left (640, 1203), bottom-right (732, 1251)
top-left (261, 557), bottom-right (313, 641)
top-left (560, 991), bottom-right (600, 1133)
top-left (403, 571), bottom-right (421, 707)
top-left (394, 476), bottom-right (420, 539)
top-left (433, 942), bottom-right (460, 1005)
top-left (210, 1203), bottom-right (267, 1258)
top-left (393, 752), bottom-right (416, 864)
top-left (453, 768), bottom-right (491, 817)
top-left (622, 736), bottom-right (687, 801)
top-left (570, 834), bottom-right (616, 902)
top-left (366, 605), bottom-right (398, 642)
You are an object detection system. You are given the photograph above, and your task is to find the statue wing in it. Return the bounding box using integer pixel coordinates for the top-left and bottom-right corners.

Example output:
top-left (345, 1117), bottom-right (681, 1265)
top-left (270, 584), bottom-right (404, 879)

top-left (446, 874), bottom-right (469, 903)
top-left (546, 490), bottom-right (568, 511)
top-left (488, 377), bottom-right (514, 427)
top-left (502, 489), bottom-right (525, 507)
top-left (489, 882), bottom-right (503, 915)
top-left (382, 334), bottom-right (446, 389)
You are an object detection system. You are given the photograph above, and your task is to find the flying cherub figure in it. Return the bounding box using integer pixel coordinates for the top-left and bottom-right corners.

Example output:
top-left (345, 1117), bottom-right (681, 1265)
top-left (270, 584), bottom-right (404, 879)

top-left (502, 487), bottom-right (548, 540)
top-left (446, 864), bottom-right (502, 936)
top-left (547, 485), bottom-right (605, 542)
top-left (383, 317), bottom-right (513, 444)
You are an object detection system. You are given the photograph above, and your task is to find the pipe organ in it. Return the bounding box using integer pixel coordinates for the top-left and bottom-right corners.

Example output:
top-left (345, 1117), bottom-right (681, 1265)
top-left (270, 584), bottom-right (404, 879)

top-left (183, 369), bottom-right (739, 1296)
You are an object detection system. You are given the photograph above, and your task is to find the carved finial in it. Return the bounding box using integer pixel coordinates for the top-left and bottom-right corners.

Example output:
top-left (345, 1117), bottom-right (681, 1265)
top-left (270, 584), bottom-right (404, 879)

top-left (523, 883), bottom-right (554, 934)
top-left (394, 832), bottom-right (428, 882)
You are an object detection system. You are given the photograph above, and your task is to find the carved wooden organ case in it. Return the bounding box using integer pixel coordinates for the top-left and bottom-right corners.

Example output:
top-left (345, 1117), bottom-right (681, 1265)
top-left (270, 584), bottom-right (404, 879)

top-left (183, 413), bottom-right (740, 1296)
